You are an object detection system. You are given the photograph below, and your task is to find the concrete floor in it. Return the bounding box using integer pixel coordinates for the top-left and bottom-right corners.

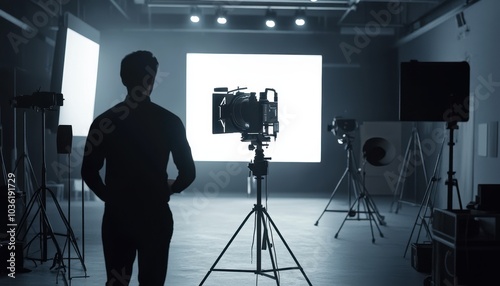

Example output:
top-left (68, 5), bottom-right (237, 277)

top-left (1, 192), bottom-right (429, 286)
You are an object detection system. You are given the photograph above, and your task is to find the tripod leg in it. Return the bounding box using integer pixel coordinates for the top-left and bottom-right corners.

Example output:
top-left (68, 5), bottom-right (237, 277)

top-left (46, 188), bottom-right (87, 272)
top-left (262, 210), bottom-right (313, 286)
top-left (356, 175), bottom-right (385, 226)
top-left (16, 188), bottom-right (40, 241)
top-left (391, 133), bottom-right (413, 213)
top-left (453, 179), bottom-right (463, 210)
top-left (260, 215), bottom-right (280, 285)
top-left (315, 168), bottom-right (349, 226)
top-left (35, 191), bottom-right (66, 269)
top-left (403, 181), bottom-right (432, 257)
top-left (363, 197), bottom-right (384, 242)
top-left (365, 200), bottom-right (376, 244)
top-left (199, 208), bottom-right (256, 286)
top-left (334, 196), bottom-right (360, 239)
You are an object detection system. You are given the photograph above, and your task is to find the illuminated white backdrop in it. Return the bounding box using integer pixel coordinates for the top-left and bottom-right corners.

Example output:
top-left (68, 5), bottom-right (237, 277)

top-left (58, 28), bottom-right (100, 137)
top-left (186, 53), bottom-right (322, 162)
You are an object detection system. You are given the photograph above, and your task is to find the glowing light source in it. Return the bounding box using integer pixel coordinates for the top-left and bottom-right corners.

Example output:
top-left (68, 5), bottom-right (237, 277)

top-left (295, 10), bottom-right (306, 26)
top-left (216, 9), bottom-right (227, 24)
top-left (265, 10), bottom-right (276, 28)
top-left (190, 7), bottom-right (200, 23)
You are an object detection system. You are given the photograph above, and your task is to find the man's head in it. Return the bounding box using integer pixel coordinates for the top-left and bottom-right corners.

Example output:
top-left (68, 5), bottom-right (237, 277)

top-left (120, 50), bottom-right (159, 96)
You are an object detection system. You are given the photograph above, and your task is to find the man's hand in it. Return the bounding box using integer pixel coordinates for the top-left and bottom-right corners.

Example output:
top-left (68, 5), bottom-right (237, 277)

top-left (168, 179), bottom-right (175, 194)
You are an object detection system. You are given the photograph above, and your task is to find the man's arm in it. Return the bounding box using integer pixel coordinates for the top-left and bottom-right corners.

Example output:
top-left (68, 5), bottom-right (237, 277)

top-left (81, 121), bottom-right (107, 201)
top-left (170, 121), bottom-right (196, 193)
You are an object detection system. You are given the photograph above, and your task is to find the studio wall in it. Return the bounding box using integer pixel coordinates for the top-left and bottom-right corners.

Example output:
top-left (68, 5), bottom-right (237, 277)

top-left (398, 0), bottom-right (500, 209)
top-left (0, 3), bottom-right (401, 197)
top-left (88, 29), bottom-right (399, 196)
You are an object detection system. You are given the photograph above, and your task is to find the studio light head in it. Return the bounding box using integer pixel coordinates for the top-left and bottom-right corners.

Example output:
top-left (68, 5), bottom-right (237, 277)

top-left (327, 117), bottom-right (357, 144)
top-left (11, 91), bottom-right (64, 110)
top-left (212, 87), bottom-right (279, 141)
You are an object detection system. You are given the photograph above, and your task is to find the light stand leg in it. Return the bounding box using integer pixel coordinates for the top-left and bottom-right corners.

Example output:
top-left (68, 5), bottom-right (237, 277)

top-left (334, 183), bottom-right (384, 243)
top-left (445, 122), bottom-right (463, 210)
top-left (262, 209), bottom-right (313, 285)
top-left (315, 140), bottom-right (361, 226)
top-left (391, 126), bottom-right (429, 214)
top-left (403, 138), bottom-right (444, 257)
top-left (199, 208), bottom-right (256, 285)
top-left (351, 149), bottom-right (385, 226)
top-left (314, 167), bottom-right (349, 226)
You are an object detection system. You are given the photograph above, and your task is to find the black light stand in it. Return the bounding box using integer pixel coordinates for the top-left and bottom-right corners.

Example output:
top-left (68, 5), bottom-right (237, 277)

top-left (445, 121), bottom-right (463, 211)
top-left (12, 110), bottom-right (39, 208)
top-left (315, 134), bottom-right (386, 238)
top-left (390, 124), bottom-right (429, 213)
top-left (315, 135), bottom-right (357, 222)
top-left (403, 137), bottom-right (444, 258)
top-left (199, 135), bottom-right (312, 285)
top-left (56, 125), bottom-right (88, 285)
top-left (15, 109), bottom-right (86, 284)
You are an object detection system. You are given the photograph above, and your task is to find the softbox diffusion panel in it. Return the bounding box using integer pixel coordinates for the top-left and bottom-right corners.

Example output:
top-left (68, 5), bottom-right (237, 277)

top-left (400, 61), bottom-right (470, 122)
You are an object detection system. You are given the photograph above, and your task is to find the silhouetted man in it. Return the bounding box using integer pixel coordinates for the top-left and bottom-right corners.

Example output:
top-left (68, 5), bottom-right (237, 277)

top-left (81, 50), bottom-right (195, 286)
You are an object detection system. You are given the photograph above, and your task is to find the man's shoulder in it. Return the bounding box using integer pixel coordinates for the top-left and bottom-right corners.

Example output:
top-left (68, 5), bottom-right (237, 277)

top-left (149, 101), bottom-right (182, 122)
top-left (95, 101), bottom-right (123, 119)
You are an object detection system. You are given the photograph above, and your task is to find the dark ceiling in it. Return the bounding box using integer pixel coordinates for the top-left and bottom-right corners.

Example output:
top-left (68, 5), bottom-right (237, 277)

top-left (83, 0), bottom-right (448, 32)
top-left (0, 0), bottom-right (480, 43)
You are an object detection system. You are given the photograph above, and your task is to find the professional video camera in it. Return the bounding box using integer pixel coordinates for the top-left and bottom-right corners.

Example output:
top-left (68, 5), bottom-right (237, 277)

top-left (212, 87), bottom-right (279, 141)
top-left (327, 117), bottom-right (358, 144)
top-left (11, 91), bottom-right (63, 109)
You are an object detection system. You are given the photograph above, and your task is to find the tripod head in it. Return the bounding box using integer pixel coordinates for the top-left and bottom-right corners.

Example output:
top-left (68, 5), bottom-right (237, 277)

top-left (243, 133), bottom-right (271, 178)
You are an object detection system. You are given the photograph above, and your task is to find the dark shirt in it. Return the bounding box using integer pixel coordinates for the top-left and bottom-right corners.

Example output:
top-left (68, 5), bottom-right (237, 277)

top-left (81, 94), bottom-right (195, 209)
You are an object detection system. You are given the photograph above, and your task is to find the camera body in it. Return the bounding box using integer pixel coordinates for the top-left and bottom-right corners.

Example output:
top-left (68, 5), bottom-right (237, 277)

top-left (11, 92), bottom-right (63, 109)
top-left (213, 87), bottom-right (278, 139)
top-left (327, 117), bottom-right (357, 137)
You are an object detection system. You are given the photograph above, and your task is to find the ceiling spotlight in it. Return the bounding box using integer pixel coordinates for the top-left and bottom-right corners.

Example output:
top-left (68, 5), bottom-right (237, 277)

top-left (216, 9), bottom-right (227, 24)
top-left (190, 7), bottom-right (200, 23)
top-left (295, 10), bottom-right (306, 26)
top-left (265, 10), bottom-right (276, 28)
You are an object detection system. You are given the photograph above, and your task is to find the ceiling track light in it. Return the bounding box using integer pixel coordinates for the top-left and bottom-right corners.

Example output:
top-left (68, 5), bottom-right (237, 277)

top-left (295, 9), bottom-right (306, 26)
top-left (190, 6), bottom-right (200, 23)
top-left (265, 9), bottom-right (276, 28)
top-left (216, 8), bottom-right (227, 24)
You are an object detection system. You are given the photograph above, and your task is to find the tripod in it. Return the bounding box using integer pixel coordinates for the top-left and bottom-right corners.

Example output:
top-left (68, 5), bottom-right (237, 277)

top-left (315, 135), bottom-right (386, 237)
top-left (199, 136), bottom-right (312, 285)
top-left (445, 121), bottom-right (463, 211)
top-left (15, 108), bottom-right (86, 283)
top-left (12, 110), bottom-right (39, 207)
top-left (390, 125), bottom-right (429, 214)
top-left (403, 137), bottom-right (444, 257)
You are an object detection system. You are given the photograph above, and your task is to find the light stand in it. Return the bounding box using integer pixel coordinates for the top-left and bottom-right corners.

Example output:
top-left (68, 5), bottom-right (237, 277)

top-left (56, 125), bottom-right (88, 284)
top-left (403, 137), bottom-right (444, 257)
top-left (445, 121), bottom-right (463, 210)
top-left (315, 134), bottom-right (386, 235)
top-left (199, 135), bottom-right (312, 285)
top-left (12, 110), bottom-right (39, 208)
top-left (15, 108), bottom-right (86, 284)
top-left (315, 135), bottom-right (357, 222)
top-left (390, 124), bottom-right (429, 214)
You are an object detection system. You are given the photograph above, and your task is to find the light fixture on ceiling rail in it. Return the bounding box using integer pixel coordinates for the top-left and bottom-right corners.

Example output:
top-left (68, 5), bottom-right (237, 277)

top-left (216, 8), bottom-right (227, 24)
top-left (295, 9), bottom-right (306, 26)
top-left (265, 9), bottom-right (276, 28)
top-left (190, 6), bottom-right (200, 23)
